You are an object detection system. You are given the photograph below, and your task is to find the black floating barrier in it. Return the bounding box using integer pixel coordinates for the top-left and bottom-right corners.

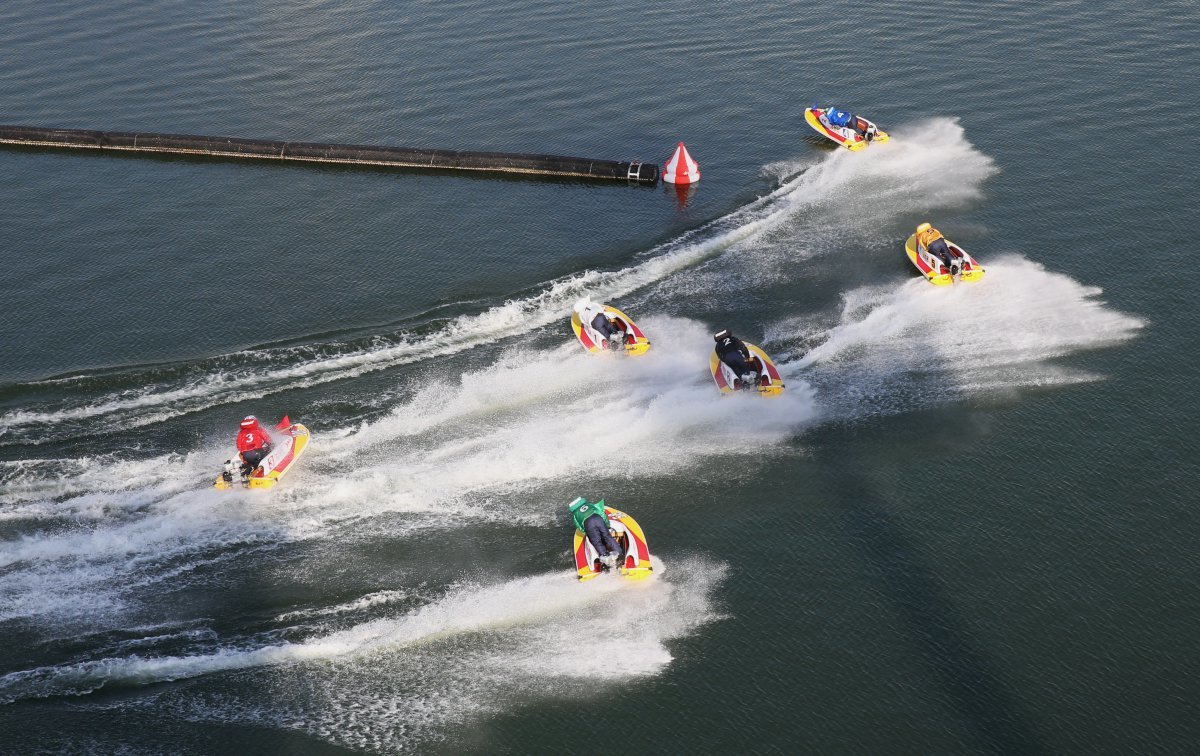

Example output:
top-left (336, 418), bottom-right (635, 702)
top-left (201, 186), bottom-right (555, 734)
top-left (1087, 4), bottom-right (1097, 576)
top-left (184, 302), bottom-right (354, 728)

top-left (0, 124), bottom-right (659, 185)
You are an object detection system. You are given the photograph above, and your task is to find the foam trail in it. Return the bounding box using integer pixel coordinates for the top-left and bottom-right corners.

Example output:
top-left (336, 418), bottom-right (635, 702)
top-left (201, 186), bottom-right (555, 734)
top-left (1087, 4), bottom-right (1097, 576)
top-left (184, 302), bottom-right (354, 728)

top-left (274, 589), bottom-right (417, 622)
top-left (0, 450), bottom-right (263, 624)
top-left (0, 485), bottom-right (292, 624)
top-left (295, 317), bottom-right (815, 523)
top-left (0, 560), bottom-right (721, 710)
top-left (4, 254), bottom-right (1136, 623)
top-left (0, 118), bottom-right (993, 445)
top-left (649, 118), bottom-right (998, 300)
top-left (0, 121), bottom-right (989, 626)
top-left (0, 450), bottom-right (213, 511)
top-left (0, 206), bottom-right (766, 445)
top-left (778, 255), bottom-right (1145, 416)
top-left (0, 318), bottom-right (809, 625)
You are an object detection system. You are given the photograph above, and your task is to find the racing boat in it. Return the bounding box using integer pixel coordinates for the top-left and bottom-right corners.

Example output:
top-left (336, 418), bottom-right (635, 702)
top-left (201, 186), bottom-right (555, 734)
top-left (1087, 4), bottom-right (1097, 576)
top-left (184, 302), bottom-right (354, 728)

top-left (904, 234), bottom-right (985, 286)
top-left (574, 504), bottom-right (654, 582)
top-left (214, 417), bottom-right (310, 490)
top-left (804, 106), bottom-right (890, 151)
top-left (709, 342), bottom-right (785, 397)
top-left (571, 303), bottom-right (650, 356)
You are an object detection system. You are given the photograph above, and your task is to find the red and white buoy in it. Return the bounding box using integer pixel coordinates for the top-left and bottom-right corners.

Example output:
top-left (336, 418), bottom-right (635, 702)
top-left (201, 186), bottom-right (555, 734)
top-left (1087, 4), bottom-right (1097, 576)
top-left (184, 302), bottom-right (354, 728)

top-left (662, 141), bottom-right (699, 184)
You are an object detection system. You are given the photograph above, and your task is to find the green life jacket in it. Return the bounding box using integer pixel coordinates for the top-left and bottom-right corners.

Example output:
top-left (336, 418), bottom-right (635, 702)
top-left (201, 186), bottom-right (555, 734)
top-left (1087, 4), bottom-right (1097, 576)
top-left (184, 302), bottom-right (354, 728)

top-left (569, 497), bottom-right (611, 532)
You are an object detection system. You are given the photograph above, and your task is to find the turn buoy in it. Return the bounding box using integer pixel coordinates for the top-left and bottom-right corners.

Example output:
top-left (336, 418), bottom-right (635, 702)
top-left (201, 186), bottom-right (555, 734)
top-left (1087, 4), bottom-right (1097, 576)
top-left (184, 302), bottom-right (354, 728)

top-left (662, 141), bottom-right (699, 184)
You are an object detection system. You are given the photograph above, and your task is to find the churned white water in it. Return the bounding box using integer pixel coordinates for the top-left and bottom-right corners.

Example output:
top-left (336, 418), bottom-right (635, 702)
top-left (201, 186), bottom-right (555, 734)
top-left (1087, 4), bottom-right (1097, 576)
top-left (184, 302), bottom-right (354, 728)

top-left (0, 118), bottom-right (1144, 750)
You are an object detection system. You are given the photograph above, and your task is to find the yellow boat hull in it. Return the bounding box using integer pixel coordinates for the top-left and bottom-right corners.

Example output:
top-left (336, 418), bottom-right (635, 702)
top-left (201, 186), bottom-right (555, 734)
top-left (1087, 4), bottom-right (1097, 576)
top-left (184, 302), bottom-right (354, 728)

top-left (804, 108), bottom-right (890, 151)
top-left (574, 506), bottom-right (654, 581)
top-left (709, 343), bottom-right (785, 397)
top-left (905, 235), bottom-right (985, 286)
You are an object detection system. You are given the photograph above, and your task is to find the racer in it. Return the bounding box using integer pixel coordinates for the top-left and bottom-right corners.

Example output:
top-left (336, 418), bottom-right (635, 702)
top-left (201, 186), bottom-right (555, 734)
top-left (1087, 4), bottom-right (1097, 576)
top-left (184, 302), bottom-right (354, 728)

top-left (235, 415), bottom-right (273, 474)
top-left (915, 222), bottom-right (957, 271)
top-left (714, 329), bottom-right (761, 389)
top-left (569, 496), bottom-right (621, 569)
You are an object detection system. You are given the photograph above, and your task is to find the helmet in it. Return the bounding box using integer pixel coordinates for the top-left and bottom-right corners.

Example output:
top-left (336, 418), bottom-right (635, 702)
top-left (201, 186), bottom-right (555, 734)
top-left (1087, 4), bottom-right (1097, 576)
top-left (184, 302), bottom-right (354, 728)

top-left (240, 415), bottom-right (258, 428)
top-left (916, 222), bottom-right (932, 234)
top-left (714, 329), bottom-right (731, 342)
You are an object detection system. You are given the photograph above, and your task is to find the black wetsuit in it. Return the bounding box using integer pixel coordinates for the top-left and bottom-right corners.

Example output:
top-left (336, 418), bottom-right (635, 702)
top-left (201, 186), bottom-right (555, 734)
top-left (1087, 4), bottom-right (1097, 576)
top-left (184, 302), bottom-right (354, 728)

top-left (240, 445), bottom-right (270, 473)
top-left (584, 514), bottom-right (619, 558)
top-left (590, 312), bottom-right (616, 339)
top-left (927, 238), bottom-right (955, 269)
top-left (716, 334), bottom-right (754, 377)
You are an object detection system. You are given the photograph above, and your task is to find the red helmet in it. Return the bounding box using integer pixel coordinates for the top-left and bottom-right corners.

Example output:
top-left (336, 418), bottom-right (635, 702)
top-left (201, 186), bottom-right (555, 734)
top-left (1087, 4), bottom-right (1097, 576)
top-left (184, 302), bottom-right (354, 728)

top-left (239, 415), bottom-right (259, 428)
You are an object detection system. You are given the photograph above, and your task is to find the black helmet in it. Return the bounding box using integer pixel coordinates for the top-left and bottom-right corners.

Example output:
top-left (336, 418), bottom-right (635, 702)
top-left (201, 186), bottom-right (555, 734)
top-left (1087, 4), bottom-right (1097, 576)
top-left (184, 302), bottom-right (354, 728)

top-left (714, 329), bottom-right (731, 342)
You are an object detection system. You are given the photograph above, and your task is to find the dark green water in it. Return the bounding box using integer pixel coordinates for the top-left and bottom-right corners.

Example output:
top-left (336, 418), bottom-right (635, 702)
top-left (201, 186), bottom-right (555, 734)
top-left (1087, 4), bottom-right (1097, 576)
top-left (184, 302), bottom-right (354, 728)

top-left (1, 1), bottom-right (1196, 753)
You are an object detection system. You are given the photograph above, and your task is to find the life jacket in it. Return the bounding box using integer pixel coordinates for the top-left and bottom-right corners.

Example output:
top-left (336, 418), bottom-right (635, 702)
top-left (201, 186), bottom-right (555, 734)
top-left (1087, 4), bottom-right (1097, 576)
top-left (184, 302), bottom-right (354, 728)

top-left (715, 334), bottom-right (748, 360)
top-left (824, 108), bottom-right (852, 128)
top-left (916, 226), bottom-right (944, 250)
top-left (569, 497), bottom-right (611, 532)
top-left (236, 423), bottom-right (271, 452)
